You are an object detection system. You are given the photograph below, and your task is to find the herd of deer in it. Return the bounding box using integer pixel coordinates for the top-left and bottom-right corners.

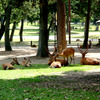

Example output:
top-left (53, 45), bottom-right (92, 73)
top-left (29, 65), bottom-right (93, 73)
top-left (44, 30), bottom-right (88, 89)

top-left (47, 44), bottom-right (100, 68)
top-left (2, 43), bottom-right (100, 70)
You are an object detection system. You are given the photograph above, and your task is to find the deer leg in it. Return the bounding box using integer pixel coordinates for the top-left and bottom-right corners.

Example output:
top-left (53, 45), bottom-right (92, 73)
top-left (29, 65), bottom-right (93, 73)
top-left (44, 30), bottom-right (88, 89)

top-left (63, 57), bottom-right (65, 66)
top-left (73, 55), bottom-right (75, 65)
top-left (70, 57), bottom-right (72, 64)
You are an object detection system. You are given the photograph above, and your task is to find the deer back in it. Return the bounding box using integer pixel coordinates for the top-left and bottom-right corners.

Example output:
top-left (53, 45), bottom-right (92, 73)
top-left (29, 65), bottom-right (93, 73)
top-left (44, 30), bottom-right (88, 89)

top-left (60, 48), bottom-right (75, 57)
top-left (80, 57), bottom-right (99, 65)
top-left (48, 58), bottom-right (68, 66)
top-left (3, 63), bottom-right (15, 70)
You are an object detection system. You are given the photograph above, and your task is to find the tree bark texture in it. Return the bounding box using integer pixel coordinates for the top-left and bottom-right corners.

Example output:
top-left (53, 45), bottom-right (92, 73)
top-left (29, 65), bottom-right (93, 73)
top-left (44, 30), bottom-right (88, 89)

top-left (36, 0), bottom-right (49, 57)
top-left (57, 0), bottom-right (67, 50)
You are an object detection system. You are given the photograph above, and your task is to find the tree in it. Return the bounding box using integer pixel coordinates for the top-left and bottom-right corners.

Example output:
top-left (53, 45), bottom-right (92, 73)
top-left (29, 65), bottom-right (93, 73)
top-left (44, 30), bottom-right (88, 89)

top-left (36, 0), bottom-right (49, 57)
top-left (83, 0), bottom-right (91, 48)
top-left (57, 0), bottom-right (66, 50)
top-left (10, 21), bottom-right (16, 41)
top-left (19, 19), bottom-right (24, 42)
top-left (5, 5), bottom-right (12, 51)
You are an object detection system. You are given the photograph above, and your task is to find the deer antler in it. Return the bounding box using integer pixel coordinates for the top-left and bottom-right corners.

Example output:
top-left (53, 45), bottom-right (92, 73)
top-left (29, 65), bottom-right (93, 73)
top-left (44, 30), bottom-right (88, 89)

top-left (45, 46), bottom-right (57, 56)
top-left (77, 43), bottom-right (83, 54)
top-left (84, 45), bottom-right (89, 54)
top-left (45, 47), bottom-right (51, 55)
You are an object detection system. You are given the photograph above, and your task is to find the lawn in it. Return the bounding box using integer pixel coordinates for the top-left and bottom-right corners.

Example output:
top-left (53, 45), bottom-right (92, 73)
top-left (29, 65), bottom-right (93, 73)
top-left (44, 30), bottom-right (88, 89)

top-left (0, 64), bottom-right (100, 100)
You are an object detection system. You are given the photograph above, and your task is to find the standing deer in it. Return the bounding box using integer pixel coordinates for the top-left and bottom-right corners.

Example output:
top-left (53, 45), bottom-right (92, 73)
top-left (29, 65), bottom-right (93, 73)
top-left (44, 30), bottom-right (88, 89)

top-left (54, 46), bottom-right (75, 65)
top-left (77, 44), bottom-right (99, 65)
top-left (21, 57), bottom-right (32, 67)
top-left (3, 57), bottom-right (20, 70)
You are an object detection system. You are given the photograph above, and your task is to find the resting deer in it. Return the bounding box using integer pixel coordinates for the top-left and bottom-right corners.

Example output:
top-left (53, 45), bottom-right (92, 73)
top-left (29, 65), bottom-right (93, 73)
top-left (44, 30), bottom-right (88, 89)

top-left (46, 46), bottom-right (68, 66)
top-left (77, 44), bottom-right (99, 65)
top-left (21, 57), bottom-right (32, 67)
top-left (3, 57), bottom-right (20, 70)
top-left (49, 61), bottom-right (61, 68)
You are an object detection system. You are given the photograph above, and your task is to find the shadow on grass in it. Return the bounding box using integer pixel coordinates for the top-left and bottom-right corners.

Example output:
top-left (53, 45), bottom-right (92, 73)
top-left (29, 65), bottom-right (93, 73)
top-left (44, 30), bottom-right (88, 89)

top-left (0, 71), bottom-right (100, 99)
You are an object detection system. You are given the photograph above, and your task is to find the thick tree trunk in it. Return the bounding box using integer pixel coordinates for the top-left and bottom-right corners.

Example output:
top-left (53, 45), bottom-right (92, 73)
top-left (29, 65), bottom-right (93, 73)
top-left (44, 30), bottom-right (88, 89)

top-left (57, 0), bottom-right (67, 50)
top-left (19, 19), bottom-right (24, 42)
top-left (83, 0), bottom-right (91, 48)
top-left (36, 0), bottom-right (49, 57)
top-left (10, 21), bottom-right (16, 41)
top-left (5, 6), bottom-right (12, 51)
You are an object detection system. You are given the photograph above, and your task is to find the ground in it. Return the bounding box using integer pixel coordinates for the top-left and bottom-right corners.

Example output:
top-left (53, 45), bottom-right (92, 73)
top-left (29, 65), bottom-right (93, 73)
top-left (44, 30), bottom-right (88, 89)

top-left (0, 45), bottom-right (100, 65)
top-left (0, 45), bottom-right (100, 94)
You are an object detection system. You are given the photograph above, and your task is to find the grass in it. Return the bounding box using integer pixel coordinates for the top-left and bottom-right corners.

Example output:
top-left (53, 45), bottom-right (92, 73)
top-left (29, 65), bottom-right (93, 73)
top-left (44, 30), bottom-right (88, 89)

top-left (0, 64), bottom-right (100, 100)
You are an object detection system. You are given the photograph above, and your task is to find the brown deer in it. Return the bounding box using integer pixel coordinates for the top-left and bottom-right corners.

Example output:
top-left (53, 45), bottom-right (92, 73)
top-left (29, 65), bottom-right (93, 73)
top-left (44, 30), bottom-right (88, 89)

top-left (46, 46), bottom-right (68, 66)
top-left (3, 57), bottom-right (20, 70)
top-left (49, 61), bottom-right (61, 68)
top-left (77, 44), bottom-right (99, 65)
top-left (54, 46), bottom-right (75, 65)
top-left (21, 57), bottom-right (32, 67)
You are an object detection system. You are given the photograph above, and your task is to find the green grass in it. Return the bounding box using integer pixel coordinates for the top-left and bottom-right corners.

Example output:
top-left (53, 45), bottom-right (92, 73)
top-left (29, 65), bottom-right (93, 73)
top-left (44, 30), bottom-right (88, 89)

top-left (0, 64), bottom-right (100, 100)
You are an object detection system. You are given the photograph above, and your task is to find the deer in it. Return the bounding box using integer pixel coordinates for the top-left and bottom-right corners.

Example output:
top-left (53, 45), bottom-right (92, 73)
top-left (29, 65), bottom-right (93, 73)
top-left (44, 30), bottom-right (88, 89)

top-left (21, 57), bottom-right (32, 67)
top-left (49, 61), bottom-right (61, 68)
top-left (2, 57), bottom-right (20, 70)
top-left (77, 44), bottom-right (99, 65)
top-left (46, 46), bottom-right (69, 66)
top-left (53, 46), bottom-right (75, 65)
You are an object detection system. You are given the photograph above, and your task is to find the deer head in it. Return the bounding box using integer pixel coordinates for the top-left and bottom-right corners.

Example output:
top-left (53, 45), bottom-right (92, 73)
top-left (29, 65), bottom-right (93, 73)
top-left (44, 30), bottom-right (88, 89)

top-left (10, 57), bottom-right (20, 65)
top-left (21, 57), bottom-right (32, 67)
top-left (77, 43), bottom-right (89, 58)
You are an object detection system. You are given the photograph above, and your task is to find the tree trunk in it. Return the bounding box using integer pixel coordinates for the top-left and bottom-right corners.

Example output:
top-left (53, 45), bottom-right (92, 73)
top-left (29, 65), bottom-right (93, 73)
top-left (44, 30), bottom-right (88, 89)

top-left (57, 0), bottom-right (67, 50)
top-left (83, 0), bottom-right (91, 48)
top-left (36, 0), bottom-right (49, 57)
top-left (0, 16), bottom-right (5, 40)
top-left (5, 6), bottom-right (12, 51)
top-left (19, 19), bottom-right (24, 42)
top-left (10, 21), bottom-right (16, 41)
top-left (66, 17), bottom-right (69, 32)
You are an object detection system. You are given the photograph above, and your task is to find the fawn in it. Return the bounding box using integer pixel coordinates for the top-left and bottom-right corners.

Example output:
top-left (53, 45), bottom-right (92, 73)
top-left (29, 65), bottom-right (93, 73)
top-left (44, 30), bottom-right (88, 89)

top-left (3, 57), bottom-right (20, 70)
top-left (21, 57), bottom-right (32, 67)
top-left (77, 44), bottom-right (99, 65)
